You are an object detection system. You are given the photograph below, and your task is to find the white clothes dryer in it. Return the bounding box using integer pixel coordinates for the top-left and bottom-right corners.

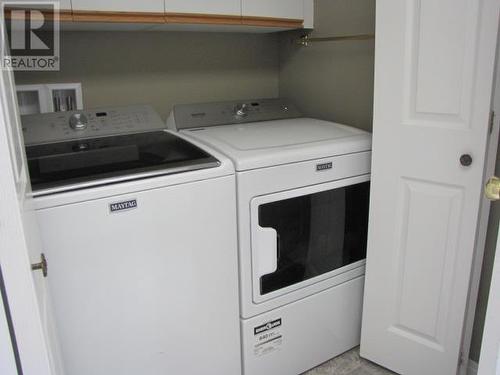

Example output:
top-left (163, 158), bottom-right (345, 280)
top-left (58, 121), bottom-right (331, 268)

top-left (167, 98), bottom-right (372, 375)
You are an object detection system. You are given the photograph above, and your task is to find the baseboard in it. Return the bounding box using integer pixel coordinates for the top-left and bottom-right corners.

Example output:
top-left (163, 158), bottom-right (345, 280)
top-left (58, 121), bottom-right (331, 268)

top-left (468, 360), bottom-right (478, 375)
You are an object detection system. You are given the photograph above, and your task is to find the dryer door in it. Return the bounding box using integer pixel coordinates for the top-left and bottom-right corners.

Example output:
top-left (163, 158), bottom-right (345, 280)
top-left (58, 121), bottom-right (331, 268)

top-left (250, 175), bottom-right (370, 303)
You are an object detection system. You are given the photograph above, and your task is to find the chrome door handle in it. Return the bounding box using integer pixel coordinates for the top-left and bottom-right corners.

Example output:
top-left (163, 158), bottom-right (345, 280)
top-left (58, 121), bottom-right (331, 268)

top-left (485, 176), bottom-right (500, 201)
top-left (31, 253), bottom-right (48, 277)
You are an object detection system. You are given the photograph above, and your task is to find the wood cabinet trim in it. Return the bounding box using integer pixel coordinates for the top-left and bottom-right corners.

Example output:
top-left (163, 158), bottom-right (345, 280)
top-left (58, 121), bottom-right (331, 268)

top-left (5, 8), bottom-right (304, 29)
top-left (72, 10), bottom-right (165, 23)
top-left (164, 13), bottom-right (302, 28)
top-left (241, 16), bottom-right (303, 28)
top-left (58, 10), bottom-right (74, 22)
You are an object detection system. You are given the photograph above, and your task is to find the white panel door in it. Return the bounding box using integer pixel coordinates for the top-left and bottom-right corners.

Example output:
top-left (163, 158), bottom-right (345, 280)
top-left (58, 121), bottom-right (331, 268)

top-left (242, 0), bottom-right (303, 20)
top-left (0, 29), bottom-right (62, 375)
top-left (71, 0), bottom-right (163, 13)
top-left (165, 0), bottom-right (240, 16)
top-left (360, 1), bottom-right (500, 374)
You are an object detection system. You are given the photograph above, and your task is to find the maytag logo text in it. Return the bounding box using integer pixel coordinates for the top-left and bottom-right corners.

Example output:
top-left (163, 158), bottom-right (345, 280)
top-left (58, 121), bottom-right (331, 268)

top-left (316, 162), bottom-right (333, 171)
top-left (109, 199), bottom-right (138, 213)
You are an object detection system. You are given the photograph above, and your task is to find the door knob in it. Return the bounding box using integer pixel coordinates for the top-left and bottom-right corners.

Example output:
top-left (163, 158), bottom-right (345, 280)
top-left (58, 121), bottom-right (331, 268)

top-left (31, 253), bottom-right (48, 277)
top-left (485, 176), bottom-right (500, 201)
top-left (460, 154), bottom-right (473, 166)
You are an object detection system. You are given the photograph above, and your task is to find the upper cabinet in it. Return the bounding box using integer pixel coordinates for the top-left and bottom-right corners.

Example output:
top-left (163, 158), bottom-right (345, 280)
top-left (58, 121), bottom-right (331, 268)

top-left (4, 0), bottom-right (72, 10)
top-left (3, 0), bottom-right (72, 21)
top-left (9, 0), bottom-right (312, 31)
top-left (70, 0), bottom-right (165, 23)
top-left (71, 0), bottom-right (164, 13)
top-left (60, 0), bottom-right (73, 10)
top-left (242, 0), bottom-right (303, 20)
top-left (165, 0), bottom-right (241, 16)
top-left (59, 0), bottom-right (72, 11)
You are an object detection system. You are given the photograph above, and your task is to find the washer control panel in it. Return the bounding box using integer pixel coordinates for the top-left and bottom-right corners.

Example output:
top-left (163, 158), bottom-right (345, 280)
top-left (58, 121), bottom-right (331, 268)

top-left (169, 98), bottom-right (301, 131)
top-left (22, 105), bottom-right (165, 146)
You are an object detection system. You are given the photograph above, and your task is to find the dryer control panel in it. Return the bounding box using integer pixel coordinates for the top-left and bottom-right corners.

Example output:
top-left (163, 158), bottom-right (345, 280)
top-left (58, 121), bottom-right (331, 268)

top-left (168, 98), bottom-right (302, 131)
top-left (22, 105), bottom-right (165, 146)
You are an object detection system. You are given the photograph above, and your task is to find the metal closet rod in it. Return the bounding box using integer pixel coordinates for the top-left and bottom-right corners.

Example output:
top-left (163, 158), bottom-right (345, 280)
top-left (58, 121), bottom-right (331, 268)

top-left (296, 34), bottom-right (375, 47)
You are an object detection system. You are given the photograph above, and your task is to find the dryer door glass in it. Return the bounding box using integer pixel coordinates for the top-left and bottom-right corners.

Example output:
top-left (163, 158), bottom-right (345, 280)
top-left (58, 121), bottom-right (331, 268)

top-left (258, 181), bottom-right (370, 295)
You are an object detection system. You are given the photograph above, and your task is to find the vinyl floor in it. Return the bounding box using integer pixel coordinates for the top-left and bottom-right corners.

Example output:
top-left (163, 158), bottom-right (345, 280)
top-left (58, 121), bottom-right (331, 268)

top-left (304, 347), bottom-right (396, 375)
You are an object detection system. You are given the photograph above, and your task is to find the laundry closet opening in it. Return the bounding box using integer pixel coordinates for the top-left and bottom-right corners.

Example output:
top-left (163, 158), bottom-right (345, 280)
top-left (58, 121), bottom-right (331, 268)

top-left (9, 0), bottom-right (498, 373)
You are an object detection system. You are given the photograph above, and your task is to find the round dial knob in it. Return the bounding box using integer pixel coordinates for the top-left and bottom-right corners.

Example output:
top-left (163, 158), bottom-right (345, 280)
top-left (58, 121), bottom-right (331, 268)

top-left (69, 113), bottom-right (88, 131)
top-left (234, 103), bottom-right (249, 119)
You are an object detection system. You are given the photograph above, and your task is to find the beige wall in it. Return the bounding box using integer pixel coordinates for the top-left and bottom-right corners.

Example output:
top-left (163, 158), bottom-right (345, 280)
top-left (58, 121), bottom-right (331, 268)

top-left (15, 31), bottom-right (280, 120)
top-left (279, 0), bottom-right (375, 131)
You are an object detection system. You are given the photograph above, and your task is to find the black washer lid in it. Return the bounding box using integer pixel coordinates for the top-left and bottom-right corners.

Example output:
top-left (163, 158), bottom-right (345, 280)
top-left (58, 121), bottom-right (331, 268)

top-left (26, 131), bottom-right (220, 194)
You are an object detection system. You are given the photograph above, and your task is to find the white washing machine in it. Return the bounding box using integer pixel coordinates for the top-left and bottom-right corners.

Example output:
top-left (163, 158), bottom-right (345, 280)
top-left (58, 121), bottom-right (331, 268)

top-left (22, 105), bottom-right (241, 375)
top-left (168, 98), bottom-right (372, 375)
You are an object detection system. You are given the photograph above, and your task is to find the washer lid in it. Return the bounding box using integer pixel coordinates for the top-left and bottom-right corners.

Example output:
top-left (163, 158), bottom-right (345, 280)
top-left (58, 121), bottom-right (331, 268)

top-left (26, 130), bottom-right (221, 195)
top-left (183, 118), bottom-right (372, 171)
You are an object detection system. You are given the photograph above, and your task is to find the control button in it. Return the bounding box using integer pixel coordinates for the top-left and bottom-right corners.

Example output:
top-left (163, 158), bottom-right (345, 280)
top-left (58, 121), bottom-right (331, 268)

top-left (234, 103), bottom-right (249, 119)
top-left (69, 113), bottom-right (89, 131)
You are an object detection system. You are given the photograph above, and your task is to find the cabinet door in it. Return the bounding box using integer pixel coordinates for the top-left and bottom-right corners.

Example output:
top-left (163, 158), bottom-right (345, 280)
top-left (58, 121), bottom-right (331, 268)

top-left (71, 0), bottom-right (164, 13)
top-left (165, 0), bottom-right (240, 16)
top-left (242, 0), bottom-right (303, 20)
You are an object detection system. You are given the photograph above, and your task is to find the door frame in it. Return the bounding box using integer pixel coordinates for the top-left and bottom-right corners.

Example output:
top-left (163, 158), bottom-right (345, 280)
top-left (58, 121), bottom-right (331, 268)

top-left (477, 216), bottom-right (500, 374)
top-left (460, 25), bottom-right (500, 374)
top-left (0, 18), bottom-right (61, 374)
top-left (0, 81), bottom-right (55, 375)
top-left (0, 266), bottom-right (19, 375)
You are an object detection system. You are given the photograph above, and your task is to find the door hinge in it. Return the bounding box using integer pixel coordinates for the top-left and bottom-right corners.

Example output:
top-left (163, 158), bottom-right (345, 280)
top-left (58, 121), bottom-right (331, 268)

top-left (489, 110), bottom-right (495, 134)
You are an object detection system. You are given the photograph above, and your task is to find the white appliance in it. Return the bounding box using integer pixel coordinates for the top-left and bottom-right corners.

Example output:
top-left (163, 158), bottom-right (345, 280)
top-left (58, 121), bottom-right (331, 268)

top-left (167, 98), bottom-right (372, 375)
top-left (22, 105), bottom-right (241, 375)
